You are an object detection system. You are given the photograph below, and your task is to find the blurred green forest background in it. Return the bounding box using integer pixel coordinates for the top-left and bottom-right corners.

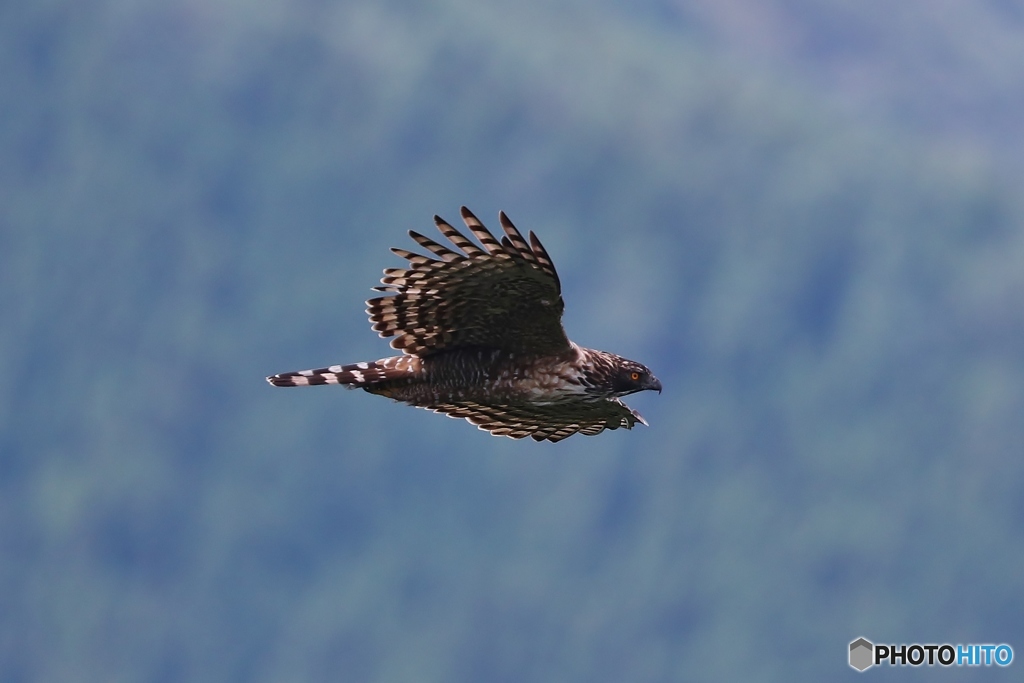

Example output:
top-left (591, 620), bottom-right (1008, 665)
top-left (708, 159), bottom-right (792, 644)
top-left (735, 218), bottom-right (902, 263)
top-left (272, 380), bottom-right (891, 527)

top-left (3, 0), bottom-right (1024, 681)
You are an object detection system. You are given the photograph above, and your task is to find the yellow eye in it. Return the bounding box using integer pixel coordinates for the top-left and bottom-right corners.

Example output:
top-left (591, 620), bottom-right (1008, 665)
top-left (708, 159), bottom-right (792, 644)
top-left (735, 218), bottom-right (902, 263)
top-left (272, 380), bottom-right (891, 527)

top-left (630, 372), bottom-right (640, 381)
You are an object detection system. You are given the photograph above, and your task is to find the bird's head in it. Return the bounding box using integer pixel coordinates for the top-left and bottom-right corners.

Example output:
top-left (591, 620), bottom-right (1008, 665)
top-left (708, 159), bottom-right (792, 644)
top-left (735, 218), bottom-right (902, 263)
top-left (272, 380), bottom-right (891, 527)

top-left (610, 360), bottom-right (662, 397)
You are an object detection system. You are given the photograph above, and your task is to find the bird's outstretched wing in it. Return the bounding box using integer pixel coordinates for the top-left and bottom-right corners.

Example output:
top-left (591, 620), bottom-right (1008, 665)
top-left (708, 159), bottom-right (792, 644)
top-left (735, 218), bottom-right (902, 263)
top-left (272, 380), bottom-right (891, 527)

top-left (427, 399), bottom-right (647, 443)
top-left (366, 207), bottom-right (569, 357)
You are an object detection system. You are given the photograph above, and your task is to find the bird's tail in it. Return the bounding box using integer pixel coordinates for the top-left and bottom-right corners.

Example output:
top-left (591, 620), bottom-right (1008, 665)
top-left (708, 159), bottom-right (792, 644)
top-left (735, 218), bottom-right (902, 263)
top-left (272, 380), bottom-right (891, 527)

top-left (266, 356), bottom-right (419, 388)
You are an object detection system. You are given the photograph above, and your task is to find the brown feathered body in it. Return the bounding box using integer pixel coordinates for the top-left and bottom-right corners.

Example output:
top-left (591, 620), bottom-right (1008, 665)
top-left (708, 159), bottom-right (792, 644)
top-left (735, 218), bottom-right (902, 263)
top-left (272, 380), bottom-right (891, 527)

top-left (268, 208), bottom-right (661, 442)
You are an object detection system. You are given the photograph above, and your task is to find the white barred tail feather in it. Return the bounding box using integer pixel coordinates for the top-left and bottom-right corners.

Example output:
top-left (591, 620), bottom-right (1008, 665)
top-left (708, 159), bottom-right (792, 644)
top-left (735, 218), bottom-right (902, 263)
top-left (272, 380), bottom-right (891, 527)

top-left (266, 356), bottom-right (419, 388)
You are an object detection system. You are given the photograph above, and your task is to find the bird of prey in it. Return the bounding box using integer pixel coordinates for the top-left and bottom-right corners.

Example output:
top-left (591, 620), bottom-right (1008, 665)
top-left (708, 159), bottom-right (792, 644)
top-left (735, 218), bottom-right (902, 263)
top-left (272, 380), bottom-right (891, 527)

top-left (267, 207), bottom-right (661, 442)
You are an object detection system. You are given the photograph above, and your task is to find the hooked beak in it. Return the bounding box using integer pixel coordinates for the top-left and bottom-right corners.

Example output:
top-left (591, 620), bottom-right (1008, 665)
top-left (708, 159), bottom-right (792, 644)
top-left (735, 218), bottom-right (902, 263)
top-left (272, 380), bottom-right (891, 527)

top-left (646, 375), bottom-right (662, 394)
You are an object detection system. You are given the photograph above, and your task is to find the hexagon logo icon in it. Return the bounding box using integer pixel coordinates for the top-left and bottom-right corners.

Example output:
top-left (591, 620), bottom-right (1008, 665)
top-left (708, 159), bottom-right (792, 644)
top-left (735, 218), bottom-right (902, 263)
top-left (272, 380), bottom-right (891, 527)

top-left (849, 637), bottom-right (874, 671)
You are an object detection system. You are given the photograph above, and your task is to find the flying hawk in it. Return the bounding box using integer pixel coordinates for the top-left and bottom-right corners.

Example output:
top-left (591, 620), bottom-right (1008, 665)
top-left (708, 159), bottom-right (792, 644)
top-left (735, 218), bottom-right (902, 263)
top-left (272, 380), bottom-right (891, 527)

top-left (267, 208), bottom-right (661, 442)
